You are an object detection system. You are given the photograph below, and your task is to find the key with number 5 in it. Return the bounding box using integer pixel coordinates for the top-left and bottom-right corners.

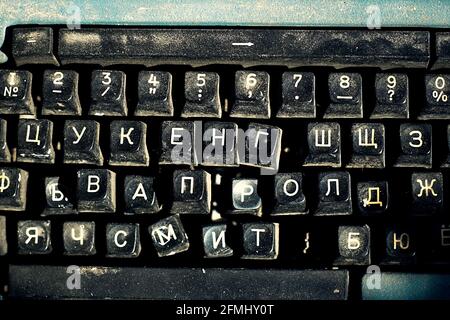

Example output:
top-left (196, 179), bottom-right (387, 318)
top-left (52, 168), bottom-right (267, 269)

top-left (89, 70), bottom-right (127, 116)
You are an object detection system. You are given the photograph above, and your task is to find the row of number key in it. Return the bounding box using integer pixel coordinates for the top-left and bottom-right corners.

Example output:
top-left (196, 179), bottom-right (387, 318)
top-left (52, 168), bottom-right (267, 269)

top-left (1, 69), bottom-right (449, 119)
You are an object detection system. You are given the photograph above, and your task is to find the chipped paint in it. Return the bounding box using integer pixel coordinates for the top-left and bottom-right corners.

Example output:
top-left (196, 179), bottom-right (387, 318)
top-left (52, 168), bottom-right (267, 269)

top-left (0, 0), bottom-right (449, 63)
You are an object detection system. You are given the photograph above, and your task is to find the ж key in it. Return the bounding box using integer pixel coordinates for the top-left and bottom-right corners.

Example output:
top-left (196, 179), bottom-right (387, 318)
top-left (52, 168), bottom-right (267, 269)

top-left (8, 265), bottom-right (349, 300)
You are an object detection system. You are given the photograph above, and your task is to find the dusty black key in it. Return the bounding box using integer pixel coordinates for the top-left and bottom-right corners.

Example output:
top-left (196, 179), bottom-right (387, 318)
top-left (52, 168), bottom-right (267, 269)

top-left (171, 169), bottom-right (211, 215)
top-left (230, 71), bottom-right (270, 119)
top-left (42, 70), bottom-right (81, 115)
top-left (77, 169), bottom-right (116, 213)
top-left (277, 72), bottom-right (315, 118)
top-left (347, 123), bottom-right (385, 168)
top-left (395, 123), bottom-right (432, 168)
top-left (334, 225), bottom-right (371, 265)
top-left (12, 27), bottom-right (58, 66)
top-left (17, 220), bottom-right (52, 255)
top-left (316, 171), bottom-right (352, 216)
top-left (372, 73), bottom-right (409, 118)
top-left (384, 227), bottom-right (416, 264)
top-left (0, 70), bottom-right (35, 115)
top-left (230, 178), bottom-right (262, 217)
top-left (89, 70), bottom-right (127, 116)
top-left (106, 223), bottom-right (141, 258)
top-left (42, 177), bottom-right (76, 216)
top-left (325, 73), bottom-right (362, 118)
top-left (159, 121), bottom-right (198, 165)
top-left (411, 172), bottom-right (443, 214)
top-left (420, 74), bottom-right (450, 119)
top-left (443, 125), bottom-right (450, 168)
top-left (64, 120), bottom-right (103, 166)
top-left (124, 176), bottom-right (161, 214)
top-left (242, 223), bottom-right (279, 260)
top-left (17, 119), bottom-right (55, 164)
top-left (239, 123), bottom-right (282, 172)
top-left (0, 119), bottom-right (11, 163)
top-left (202, 224), bottom-right (233, 258)
top-left (427, 224), bottom-right (450, 261)
top-left (272, 172), bottom-right (307, 215)
top-left (202, 121), bottom-right (238, 166)
top-left (0, 216), bottom-right (7, 255)
top-left (58, 28), bottom-right (429, 69)
top-left (304, 122), bottom-right (341, 167)
top-left (149, 215), bottom-right (189, 257)
top-left (135, 71), bottom-right (173, 116)
top-left (0, 168), bottom-right (28, 211)
top-left (9, 265), bottom-right (350, 299)
top-left (357, 181), bottom-right (389, 215)
top-left (435, 32), bottom-right (450, 69)
top-left (182, 72), bottom-right (221, 118)
top-left (109, 120), bottom-right (149, 166)
top-left (63, 222), bottom-right (96, 256)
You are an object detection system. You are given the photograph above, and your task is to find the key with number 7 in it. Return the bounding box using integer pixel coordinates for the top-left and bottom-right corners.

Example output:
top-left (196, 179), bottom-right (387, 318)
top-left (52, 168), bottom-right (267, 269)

top-left (278, 72), bottom-right (315, 118)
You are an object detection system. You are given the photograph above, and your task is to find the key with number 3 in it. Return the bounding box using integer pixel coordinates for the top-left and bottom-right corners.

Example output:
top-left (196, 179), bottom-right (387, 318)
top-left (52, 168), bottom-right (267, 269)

top-left (89, 70), bottom-right (127, 116)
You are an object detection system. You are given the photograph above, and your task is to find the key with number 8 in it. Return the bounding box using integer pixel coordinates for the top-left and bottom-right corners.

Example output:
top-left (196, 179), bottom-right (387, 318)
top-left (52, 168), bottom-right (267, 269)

top-left (325, 73), bottom-right (362, 118)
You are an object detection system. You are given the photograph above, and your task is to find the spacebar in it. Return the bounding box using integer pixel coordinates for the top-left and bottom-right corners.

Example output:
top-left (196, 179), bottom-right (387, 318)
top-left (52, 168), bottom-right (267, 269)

top-left (9, 265), bottom-right (349, 300)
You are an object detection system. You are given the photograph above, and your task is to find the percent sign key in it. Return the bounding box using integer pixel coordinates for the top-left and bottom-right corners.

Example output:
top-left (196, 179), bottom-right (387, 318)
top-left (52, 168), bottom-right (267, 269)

top-left (426, 75), bottom-right (450, 105)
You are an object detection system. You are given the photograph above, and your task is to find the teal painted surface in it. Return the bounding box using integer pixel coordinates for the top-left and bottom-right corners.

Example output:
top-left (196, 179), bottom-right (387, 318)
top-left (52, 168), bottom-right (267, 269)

top-left (0, 0), bottom-right (449, 63)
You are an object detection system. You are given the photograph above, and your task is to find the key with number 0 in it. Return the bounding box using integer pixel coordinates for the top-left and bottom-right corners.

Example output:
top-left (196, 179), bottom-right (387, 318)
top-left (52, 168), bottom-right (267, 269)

top-left (420, 74), bottom-right (450, 119)
top-left (89, 70), bottom-right (127, 116)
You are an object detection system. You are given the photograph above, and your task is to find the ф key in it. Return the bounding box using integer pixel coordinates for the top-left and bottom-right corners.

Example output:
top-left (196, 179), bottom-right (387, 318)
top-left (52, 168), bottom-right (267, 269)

top-left (0, 168), bottom-right (28, 211)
